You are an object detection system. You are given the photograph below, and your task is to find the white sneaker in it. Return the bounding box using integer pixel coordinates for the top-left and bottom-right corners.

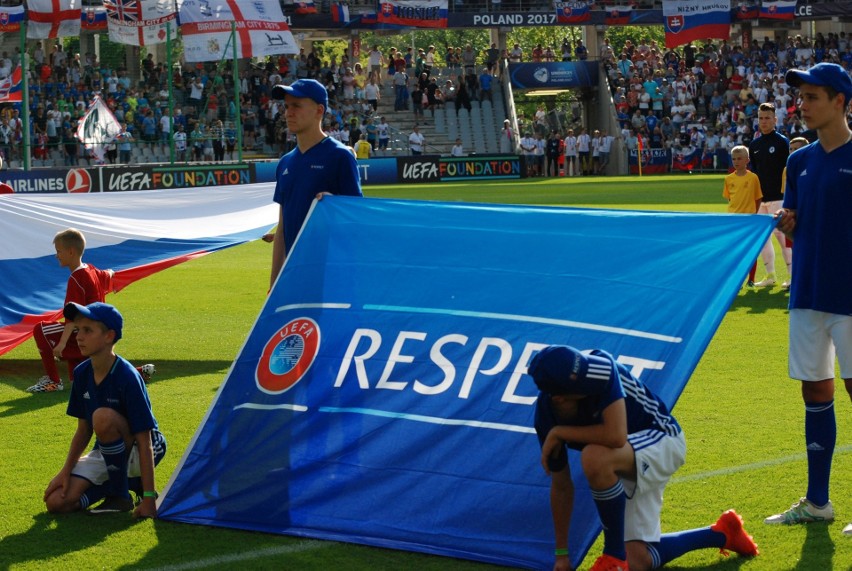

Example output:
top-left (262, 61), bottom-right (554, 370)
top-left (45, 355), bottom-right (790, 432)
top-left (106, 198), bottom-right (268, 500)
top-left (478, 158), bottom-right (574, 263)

top-left (781, 281), bottom-right (791, 290)
top-left (844, 523), bottom-right (852, 536)
top-left (765, 497), bottom-right (834, 525)
top-left (754, 273), bottom-right (777, 287)
top-left (25, 376), bottom-right (64, 392)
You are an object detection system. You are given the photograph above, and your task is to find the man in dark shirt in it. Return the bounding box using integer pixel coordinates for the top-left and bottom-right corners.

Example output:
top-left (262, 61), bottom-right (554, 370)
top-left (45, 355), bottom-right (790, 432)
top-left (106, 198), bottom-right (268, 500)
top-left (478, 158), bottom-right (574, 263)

top-left (749, 102), bottom-right (791, 287)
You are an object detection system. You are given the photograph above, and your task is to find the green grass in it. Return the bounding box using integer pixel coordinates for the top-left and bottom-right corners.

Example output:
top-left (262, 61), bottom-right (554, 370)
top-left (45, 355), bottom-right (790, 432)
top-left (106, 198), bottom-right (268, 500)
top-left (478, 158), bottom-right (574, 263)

top-left (1, 174), bottom-right (850, 570)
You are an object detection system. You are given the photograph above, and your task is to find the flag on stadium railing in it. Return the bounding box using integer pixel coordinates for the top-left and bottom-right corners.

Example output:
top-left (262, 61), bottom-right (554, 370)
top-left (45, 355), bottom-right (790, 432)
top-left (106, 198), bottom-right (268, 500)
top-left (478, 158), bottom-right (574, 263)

top-left (81, 5), bottom-right (107, 31)
top-left (0, 186), bottom-right (277, 356)
top-left (178, 0), bottom-right (299, 62)
top-left (377, 0), bottom-right (448, 29)
top-left (104, 0), bottom-right (178, 46)
top-left (604, 5), bottom-right (633, 26)
top-left (26, 0), bottom-right (81, 39)
top-left (663, 0), bottom-right (731, 49)
top-left (331, 2), bottom-right (350, 24)
top-left (0, 5), bottom-right (24, 32)
top-left (0, 65), bottom-right (22, 103)
top-left (672, 147), bottom-right (702, 171)
top-left (555, 0), bottom-right (590, 24)
top-left (294, 0), bottom-right (318, 14)
top-left (75, 96), bottom-right (122, 165)
top-left (760, 0), bottom-right (796, 20)
top-left (732, 0), bottom-right (759, 19)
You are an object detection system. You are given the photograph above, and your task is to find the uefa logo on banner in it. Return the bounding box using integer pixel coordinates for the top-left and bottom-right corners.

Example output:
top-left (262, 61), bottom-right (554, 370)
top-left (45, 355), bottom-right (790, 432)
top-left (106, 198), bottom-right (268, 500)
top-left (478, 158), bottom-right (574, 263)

top-left (256, 318), bottom-right (320, 394)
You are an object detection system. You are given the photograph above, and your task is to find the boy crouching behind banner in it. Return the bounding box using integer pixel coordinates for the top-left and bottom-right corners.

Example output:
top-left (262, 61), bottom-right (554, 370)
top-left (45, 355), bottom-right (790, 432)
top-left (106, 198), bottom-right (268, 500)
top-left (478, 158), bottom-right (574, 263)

top-left (43, 302), bottom-right (166, 517)
top-left (530, 346), bottom-right (758, 571)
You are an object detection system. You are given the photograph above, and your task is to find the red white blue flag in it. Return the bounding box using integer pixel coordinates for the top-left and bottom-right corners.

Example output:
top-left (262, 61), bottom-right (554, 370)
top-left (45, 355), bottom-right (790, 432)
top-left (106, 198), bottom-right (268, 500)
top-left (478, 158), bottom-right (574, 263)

top-left (26, 0), bottom-right (81, 39)
top-left (604, 5), bottom-right (633, 26)
top-left (81, 5), bottom-right (107, 30)
top-left (0, 186), bottom-right (277, 356)
top-left (760, 0), bottom-right (796, 20)
top-left (732, 1), bottom-right (759, 19)
top-left (555, 1), bottom-right (591, 24)
top-left (104, 0), bottom-right (177, 46)
top-left (663, 0), bottom-right (731, 49)
top-left (331, 2), bottom-right (350, 24)
top-left (294, 0), bottom-right (318, 14)
top-left (377, 0), bottom-right (448, 29)
top-left (0, 5), bottom-right (25, 32)
top-left (0, 65), bottom-right (22, 103)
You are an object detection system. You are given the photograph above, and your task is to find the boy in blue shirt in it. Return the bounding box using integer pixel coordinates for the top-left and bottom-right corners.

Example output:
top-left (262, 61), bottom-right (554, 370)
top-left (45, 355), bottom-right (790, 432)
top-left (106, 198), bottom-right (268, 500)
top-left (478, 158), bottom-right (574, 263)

top-left (43, 302), bottom-right (166, 517)
top-left (531, 346), bottom-right (758, 571)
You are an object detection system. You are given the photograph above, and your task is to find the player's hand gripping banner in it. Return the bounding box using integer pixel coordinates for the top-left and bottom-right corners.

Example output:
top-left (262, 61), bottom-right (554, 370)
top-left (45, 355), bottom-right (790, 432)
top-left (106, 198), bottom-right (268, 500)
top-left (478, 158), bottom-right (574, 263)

top-left (159, 197), bottom-right (774, 569)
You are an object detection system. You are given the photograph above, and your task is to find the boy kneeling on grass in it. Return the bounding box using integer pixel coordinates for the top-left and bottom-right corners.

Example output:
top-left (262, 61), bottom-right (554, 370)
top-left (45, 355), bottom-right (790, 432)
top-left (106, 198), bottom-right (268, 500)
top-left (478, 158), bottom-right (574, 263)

top-left (531, 345), bottom-right (758, 571)
top-left (43, 302), bottom-right (166, 517)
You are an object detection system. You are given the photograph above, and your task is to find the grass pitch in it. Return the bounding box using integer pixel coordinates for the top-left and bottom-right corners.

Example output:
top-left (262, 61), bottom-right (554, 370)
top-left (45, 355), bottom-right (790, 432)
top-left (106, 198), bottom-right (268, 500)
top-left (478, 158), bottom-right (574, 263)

top-left (1, 174), bottom-right (850, 570)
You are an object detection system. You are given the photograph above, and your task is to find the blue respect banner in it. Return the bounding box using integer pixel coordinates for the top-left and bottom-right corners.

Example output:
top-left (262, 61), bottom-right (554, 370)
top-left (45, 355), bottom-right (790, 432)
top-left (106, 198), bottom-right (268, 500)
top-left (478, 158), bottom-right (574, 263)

top-left (159, 198), bottom-right (774, 569)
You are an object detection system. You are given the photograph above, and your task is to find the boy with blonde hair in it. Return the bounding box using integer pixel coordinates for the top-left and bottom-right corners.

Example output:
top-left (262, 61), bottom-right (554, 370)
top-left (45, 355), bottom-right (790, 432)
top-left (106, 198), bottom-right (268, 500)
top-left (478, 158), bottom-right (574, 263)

top-left (27, 229), bottom-right (153, 393)
top-left (723, 146), bottom-right (763, 287)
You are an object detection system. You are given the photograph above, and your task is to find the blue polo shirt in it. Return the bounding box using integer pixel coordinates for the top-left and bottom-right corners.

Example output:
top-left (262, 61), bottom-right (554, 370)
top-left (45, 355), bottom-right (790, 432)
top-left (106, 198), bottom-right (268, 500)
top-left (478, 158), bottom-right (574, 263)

top-left (273, 136), bottom-right (362, 254)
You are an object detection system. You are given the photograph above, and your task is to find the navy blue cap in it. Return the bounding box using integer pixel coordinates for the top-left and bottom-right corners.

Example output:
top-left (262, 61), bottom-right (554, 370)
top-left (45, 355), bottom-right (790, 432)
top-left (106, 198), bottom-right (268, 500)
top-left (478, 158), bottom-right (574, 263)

top-left (786, 63), bottom-right (852, 104)
top-left (64, 302), bottom-right (123, 342)
top-left (528, 345), bottom-right (614, 396)
top-left (271, 79), bottom-right (329, 109)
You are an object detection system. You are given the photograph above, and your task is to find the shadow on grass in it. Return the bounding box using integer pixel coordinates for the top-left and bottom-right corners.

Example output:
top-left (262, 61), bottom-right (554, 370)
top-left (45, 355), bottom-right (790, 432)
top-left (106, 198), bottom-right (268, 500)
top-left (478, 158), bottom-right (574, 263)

top-left (0, 359), bottom-right (234, 419)
top-left (794, 522), bottom-right (833, 571)
top-left (729, 286), bottom-right (791, 315)
top-left (0, 511), bottom-right (138, 569)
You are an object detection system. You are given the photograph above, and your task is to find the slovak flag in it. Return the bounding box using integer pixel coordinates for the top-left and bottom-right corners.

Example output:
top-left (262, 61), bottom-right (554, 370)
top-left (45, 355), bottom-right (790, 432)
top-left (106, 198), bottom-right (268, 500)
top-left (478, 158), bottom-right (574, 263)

top-left (81, 5), bottom-right (108, 30)
top-left (604, 5), bottom-right (633, 26)
top-left (0, 65), bottom-right (22, 103)
top-left (26, 0), bottom-right (81, 39)
top-left (663, 0), bottom-right (731, 49)
top-left (732, 1), bottom-right (759, 20)
top-left (556, 1), bottom-right (591, 24)
top-left (294, 0), bottom-right (318, 14)
top-left (760, 0), bottom-right (796, 20)
top-left (0, 5), bottom-right (25, 32)
top-left (331, 2), bottom-right (350, 24)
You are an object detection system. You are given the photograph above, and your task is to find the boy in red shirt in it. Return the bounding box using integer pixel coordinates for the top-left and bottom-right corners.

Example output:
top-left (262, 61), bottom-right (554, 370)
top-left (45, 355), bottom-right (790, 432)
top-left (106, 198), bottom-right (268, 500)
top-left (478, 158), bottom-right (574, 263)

top-left (26, 228), bottom-right (154, 392)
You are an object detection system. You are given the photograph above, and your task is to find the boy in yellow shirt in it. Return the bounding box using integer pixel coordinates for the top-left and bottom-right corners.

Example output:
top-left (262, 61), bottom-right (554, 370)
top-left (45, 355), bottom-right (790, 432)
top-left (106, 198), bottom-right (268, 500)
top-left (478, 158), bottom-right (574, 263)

top-left (723, 145), bottom-right (763, 287)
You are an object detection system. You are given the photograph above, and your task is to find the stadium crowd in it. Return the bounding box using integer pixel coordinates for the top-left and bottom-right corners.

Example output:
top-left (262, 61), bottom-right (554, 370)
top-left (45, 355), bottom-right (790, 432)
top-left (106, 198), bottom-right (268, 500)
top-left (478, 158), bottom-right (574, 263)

top-left (1, 30), bottom-right (851, 168)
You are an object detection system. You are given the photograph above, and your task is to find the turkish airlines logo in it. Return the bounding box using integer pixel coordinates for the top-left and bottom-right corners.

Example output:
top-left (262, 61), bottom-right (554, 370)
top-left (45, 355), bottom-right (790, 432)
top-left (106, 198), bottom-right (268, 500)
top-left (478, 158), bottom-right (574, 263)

top-left (256, 318), bottom-right (320, 394)
top-left (66, 169), bottom-right (92, 193)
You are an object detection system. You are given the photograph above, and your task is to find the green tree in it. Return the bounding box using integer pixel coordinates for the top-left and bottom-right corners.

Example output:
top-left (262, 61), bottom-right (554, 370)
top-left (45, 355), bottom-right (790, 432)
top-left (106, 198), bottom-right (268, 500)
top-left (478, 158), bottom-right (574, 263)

top-left (603, 25), bottom-right (666, 54)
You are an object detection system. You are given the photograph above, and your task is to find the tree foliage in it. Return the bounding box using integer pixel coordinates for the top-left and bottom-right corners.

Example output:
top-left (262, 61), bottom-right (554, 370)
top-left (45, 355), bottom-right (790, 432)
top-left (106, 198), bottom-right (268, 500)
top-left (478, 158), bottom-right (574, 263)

top-left (602, 25), bottom-right (666, 54)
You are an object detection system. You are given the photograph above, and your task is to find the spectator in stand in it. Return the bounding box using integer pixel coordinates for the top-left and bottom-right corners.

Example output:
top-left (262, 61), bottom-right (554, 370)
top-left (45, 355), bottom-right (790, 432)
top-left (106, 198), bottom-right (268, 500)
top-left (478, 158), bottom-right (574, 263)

top-left (451, 137), bottom-right (464, 157)
top-left (408, 125), bottom-right (425, 155)
top-left (173, 124), bottom-right (186, 163)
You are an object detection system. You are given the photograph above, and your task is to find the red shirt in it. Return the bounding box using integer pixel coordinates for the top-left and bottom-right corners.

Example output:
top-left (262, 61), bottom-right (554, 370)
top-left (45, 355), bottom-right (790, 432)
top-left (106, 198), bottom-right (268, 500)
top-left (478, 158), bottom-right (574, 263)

top-left (65, 264), bottom-right (113, 309)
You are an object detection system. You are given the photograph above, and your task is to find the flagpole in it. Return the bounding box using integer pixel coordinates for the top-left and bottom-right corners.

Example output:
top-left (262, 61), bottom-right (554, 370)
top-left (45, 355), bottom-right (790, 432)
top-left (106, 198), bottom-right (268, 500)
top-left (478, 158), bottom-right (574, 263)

top-left (232, 21), bottom-right (243, 163)
top-left (20, 21), bottom-right (30, 171)
top-left (167, 21), bottom-right (175, 164)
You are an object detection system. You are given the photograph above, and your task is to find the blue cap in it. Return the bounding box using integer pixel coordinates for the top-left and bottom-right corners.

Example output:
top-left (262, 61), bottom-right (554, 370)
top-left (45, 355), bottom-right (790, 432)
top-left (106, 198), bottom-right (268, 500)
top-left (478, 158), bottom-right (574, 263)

top-left (271, 79), bottom-right (328, 109)
top-left (64, 302), bottom-right (123, 342)
top-left (786, 62), bottom-right (852, 104)
top-left (528, 345), bottom-right (614, 396)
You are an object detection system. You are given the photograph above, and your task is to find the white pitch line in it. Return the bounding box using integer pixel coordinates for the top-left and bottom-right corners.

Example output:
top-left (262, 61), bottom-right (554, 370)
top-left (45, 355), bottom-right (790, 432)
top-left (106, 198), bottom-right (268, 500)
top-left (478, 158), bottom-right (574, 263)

top-left (671, 444), bottom-right (852, 484)
top-left (144, 540), bottom-right (331, 571)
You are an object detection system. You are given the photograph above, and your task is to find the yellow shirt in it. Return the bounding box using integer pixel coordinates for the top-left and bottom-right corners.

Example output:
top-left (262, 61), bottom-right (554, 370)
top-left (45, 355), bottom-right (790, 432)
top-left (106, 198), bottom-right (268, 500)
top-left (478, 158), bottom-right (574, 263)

top-left (723, 170), bottom-right (762, 214)
top-left (355, 140), bottom-right (372, 159)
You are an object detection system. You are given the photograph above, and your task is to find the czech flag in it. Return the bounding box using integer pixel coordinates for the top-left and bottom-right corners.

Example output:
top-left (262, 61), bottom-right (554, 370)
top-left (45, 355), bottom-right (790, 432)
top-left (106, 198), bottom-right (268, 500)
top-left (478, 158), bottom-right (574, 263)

top-left (0, 185), bottom-right (277, 356)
